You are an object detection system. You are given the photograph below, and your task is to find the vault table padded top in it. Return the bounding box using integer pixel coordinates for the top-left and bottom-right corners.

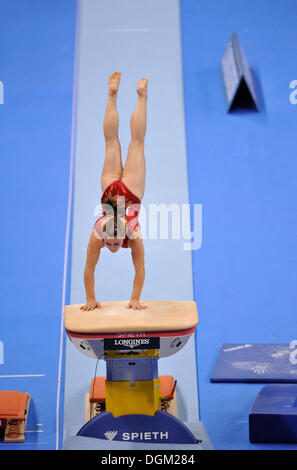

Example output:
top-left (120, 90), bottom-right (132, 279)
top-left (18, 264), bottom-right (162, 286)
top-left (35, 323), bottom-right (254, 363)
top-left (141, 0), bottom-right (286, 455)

top-left (64, 300), bottom-right (198, 334)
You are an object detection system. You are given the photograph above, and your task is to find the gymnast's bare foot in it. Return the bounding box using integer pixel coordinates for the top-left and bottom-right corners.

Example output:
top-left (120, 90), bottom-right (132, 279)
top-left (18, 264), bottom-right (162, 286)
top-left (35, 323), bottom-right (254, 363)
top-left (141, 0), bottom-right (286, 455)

top-left (137, 78), bottom-right (148, 98)
top-left (108, 71), bottom-right (121, 96)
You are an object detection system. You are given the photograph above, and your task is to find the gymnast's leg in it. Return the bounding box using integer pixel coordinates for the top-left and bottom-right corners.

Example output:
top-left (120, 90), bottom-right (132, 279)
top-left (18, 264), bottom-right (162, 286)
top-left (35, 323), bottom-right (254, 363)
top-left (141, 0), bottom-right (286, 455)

top-left (121, 78), bottom-right (148, 201)
top-left (101, 72), bottom-right (123, 193)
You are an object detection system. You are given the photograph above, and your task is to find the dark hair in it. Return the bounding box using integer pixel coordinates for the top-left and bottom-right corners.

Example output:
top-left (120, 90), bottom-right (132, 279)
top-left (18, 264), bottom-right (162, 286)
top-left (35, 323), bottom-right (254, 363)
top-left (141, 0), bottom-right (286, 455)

top-left (102, 196), bottom-right (126, 239)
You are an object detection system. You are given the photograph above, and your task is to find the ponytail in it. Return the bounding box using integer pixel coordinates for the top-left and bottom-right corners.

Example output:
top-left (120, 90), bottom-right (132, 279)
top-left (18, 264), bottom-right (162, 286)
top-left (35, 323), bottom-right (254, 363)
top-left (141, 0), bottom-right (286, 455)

top-left (102, 196), bottom-right (126, 239)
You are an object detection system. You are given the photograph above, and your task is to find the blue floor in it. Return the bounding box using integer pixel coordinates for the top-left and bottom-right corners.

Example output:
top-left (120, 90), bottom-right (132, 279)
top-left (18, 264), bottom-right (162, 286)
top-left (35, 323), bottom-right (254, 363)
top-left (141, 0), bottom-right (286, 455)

top-left (0, 0), bottom-right (77, 449)
top-left (180, 0), bottom-right (297, 449)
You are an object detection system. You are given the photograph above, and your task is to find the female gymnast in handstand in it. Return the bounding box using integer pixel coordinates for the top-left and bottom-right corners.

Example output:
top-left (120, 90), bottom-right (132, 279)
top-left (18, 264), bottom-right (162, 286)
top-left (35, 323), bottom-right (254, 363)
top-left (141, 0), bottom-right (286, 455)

top-left (81, 72), bottom-right (148, 311)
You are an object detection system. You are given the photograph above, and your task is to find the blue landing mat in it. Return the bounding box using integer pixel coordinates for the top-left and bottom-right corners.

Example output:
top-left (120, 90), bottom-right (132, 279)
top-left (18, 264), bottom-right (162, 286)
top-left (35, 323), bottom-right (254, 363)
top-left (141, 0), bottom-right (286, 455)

top-left (211, 344), bottom-right (297, 383)
top-left (249, 384), bottom-right (297, 443)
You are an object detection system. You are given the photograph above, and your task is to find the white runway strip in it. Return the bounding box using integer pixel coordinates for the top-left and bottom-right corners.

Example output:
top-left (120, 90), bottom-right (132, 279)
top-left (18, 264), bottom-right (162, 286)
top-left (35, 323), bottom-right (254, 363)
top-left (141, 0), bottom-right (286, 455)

top-left (63, 0), bottom-right (199, 441)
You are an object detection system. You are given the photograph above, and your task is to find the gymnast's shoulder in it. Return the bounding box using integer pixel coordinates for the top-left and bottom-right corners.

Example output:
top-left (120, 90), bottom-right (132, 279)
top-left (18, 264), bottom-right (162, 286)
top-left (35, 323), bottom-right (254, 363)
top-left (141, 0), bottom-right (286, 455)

top-left (90, 229), bottom-right (105, 248)
top-left (127, 225), bottom-right (144, 249)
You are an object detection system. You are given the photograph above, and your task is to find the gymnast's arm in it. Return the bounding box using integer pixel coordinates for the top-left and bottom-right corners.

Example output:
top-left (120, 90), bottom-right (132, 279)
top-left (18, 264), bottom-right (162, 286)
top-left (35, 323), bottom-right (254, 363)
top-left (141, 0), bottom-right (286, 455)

top-left (127, 235), bottom-right (147, 310)
top-left (80, 231), bottom-right (104, 311)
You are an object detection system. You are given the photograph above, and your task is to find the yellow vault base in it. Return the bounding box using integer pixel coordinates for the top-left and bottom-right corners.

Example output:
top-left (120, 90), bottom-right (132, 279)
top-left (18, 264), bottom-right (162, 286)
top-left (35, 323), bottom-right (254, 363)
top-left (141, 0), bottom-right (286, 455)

top-left (85, 375), bottom-right (178, 423)
top-left (105, 378), bottom-right (160, 417)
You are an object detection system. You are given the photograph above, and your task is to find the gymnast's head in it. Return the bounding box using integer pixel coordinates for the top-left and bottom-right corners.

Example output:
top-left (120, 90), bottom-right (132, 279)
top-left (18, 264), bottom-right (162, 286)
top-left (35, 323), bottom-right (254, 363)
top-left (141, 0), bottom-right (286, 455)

top-left (102, 215), bottom-right (126, 252)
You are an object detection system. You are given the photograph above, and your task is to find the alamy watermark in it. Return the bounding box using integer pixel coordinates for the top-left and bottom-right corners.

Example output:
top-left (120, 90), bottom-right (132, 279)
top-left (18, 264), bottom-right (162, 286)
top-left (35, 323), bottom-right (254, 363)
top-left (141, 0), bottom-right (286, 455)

top-left (0, 340), bottom-right (4, 364)
top-left (95, 198), bottom-right (202, 251)
top-left (289, 340), bottom-right (297, 365)
top-left (0, 81), bottom-right (3, 104)
top-left (289, 80), bottom-right (297, 104)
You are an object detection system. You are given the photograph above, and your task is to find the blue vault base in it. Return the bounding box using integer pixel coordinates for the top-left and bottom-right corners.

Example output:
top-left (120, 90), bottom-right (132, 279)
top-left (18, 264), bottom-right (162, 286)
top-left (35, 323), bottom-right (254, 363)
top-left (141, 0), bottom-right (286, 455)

top-left (62, 420), bottom-right (213, 450)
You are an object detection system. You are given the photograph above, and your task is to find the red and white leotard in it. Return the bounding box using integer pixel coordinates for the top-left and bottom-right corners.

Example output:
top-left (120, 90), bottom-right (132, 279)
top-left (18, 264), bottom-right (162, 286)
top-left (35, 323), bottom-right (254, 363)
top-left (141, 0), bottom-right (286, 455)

top-left (93, 179), bottom-right (141, 248)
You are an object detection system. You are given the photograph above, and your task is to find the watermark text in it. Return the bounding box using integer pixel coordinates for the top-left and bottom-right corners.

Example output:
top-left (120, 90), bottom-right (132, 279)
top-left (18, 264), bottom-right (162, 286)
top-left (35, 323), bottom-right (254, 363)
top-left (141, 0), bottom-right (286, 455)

top-left (94, 200), bottom-right (202, 251)
top-left (289, 80), bottom-right (297, 104)
top-left (0, 340), bottom-right (4, 364)
top-left (289, 340), bottom-right (297, 365)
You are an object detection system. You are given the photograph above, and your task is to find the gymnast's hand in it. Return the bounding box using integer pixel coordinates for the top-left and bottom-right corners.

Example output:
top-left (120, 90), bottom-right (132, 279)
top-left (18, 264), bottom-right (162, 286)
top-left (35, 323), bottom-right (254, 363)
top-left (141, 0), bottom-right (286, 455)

top-left (80, 299), bottom-right (101, 311)
top-left (126, 299), bottom-right (148, 310)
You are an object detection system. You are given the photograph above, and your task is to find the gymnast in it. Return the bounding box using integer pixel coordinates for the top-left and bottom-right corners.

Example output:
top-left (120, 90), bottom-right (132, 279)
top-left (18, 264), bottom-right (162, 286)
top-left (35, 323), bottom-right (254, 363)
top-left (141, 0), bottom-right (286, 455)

top-left (81, 72), bottom-right (148, 312)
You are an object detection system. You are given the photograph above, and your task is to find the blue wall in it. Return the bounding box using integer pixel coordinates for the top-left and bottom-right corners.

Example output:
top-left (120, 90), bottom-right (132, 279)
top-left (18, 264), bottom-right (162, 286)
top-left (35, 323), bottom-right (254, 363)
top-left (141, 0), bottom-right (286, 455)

top-left (180, 0), bottom-right (297, 449)
top-left (0, 0), bottom-right (77, 449)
